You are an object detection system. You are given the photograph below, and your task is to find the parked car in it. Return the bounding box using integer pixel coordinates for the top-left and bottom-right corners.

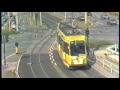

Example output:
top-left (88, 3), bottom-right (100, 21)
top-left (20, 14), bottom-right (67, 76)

top-left (107, 19), bottom-right (117, 25)
top-left (101, 14), bottom-right (109, 19)
top-left (76, 16), bottom-right (85, 21)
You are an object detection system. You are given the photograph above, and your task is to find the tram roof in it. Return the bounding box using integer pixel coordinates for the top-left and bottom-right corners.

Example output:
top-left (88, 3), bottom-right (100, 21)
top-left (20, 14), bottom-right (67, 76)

top-left (59, 21), bottom-right (84, 36)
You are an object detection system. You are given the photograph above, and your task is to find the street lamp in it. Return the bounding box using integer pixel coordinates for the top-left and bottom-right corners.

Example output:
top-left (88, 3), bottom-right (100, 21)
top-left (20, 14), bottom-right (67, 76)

top-left (3, 35), bottom-right (6, 65)
top-left (71, 17), bottom-right (78, 27)
top-left (7, 12), bottom-right (11, 31)
top-left (85, 12), bottom-right (87, 25)
top-left (64, 12), bottom-right (67, 21)
top-left (85, 28), bottom-right (89, 56)
top-left (13, 12), bottom-right (18, 32)
top-left (40, 12), bottom-right (42, 26)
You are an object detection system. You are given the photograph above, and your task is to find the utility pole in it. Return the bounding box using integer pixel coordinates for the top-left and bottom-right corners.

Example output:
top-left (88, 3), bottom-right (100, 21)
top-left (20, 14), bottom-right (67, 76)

top-left (72, 19), bottom-right (76, 27)
top-left (65, 12), bottom-right (67, 21)
top-left (85, 12), bottom-right (88, 25)
top-left (3, 35), bottom-right (6, 65)
top-left (30, 12), bottom-right (32, 17)
top-left (85, 28), bottom-right (89, 56)
top-left (71, 12), bottom-right (73, 19)
top-left (35, 12), bottom-right (37, 26)
top-left (15, 12), bottom-right (19, 32)
top-left (7, 12), bottom-right (11, 31)
top-left (40, 12), bottom-right (42, 26)
top-left (33, 12), bottom-right (35, 21)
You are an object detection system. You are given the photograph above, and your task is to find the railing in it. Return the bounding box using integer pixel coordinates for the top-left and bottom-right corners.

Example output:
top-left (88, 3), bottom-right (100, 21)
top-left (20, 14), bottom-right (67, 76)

top-left (95, 56), bottom-right (119, 75)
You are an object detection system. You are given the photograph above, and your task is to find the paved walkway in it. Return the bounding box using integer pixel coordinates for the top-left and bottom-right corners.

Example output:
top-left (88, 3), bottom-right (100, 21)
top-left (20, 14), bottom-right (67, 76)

top-left (92, 49), bottom-right (119, 78)
top-left (2, 54), bottom-right (21, 78)
top-left (91, 62), bottom-right (119, 78)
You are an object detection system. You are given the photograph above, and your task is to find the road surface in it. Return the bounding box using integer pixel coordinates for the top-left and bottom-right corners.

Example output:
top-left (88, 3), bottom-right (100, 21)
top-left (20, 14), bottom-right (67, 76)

top-left (18, 13), bottom-right (107, 78)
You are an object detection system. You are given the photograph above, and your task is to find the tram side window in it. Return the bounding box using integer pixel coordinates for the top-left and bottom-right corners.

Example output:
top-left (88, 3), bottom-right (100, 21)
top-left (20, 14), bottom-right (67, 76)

top-left (59, 36), bottom-right (62, 48)
top-left (64, 42), bottom-right (69, 55)
top-left (61, 38), bottom-right (64, 51)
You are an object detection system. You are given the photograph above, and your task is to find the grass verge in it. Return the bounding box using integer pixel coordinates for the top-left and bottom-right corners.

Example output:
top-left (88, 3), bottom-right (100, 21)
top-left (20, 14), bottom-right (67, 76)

top-left (89, 40), bottom-right (113, 49)
top-left (2, 30), bottom-right (20, 35)
top-left (103, 12), bottom-right (119, 16)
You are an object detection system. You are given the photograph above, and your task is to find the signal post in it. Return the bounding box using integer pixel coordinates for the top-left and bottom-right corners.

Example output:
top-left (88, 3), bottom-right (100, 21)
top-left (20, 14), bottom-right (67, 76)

top-left (85, 28), bottom-right (89, 56)
top-left (15, 42), bottom-right (19, 54)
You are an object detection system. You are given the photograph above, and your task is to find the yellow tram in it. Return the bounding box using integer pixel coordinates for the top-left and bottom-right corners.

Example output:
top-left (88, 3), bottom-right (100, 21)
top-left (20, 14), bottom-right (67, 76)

top-left (57, 21), bottom-right (88, 69)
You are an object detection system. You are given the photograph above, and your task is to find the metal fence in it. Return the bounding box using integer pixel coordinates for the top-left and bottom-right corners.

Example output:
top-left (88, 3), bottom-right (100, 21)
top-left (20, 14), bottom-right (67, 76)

top-left (95, 56), bottom-right (119, 75)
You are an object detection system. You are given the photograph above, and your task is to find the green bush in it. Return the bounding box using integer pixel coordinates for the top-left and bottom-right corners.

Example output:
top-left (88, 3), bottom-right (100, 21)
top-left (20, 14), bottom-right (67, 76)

top-left (103, 12), bottom-right (119, 16)
top-left (2, 30), bottom-right (20, 35)
top-left (89, 40), bottom-right (113, 49)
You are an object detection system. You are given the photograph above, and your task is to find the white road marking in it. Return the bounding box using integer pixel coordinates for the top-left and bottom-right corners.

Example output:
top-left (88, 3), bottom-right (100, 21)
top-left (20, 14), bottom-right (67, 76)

top-left (29, 54), bottom-right (37, 78)
top-left (54, 65), bottom-right (67, 78)
top-left (49, 54), bottom-right (51, 57)
top-left (51, 47), bottom-right (53, 49)
top-left (48, 40), bottom-right (67, 78)
top-left (51, 55), bottom-right (53, 59)
top-left (50, 49), bottom-right (52, 52)
top-left (51, 61), bottom-right (53, 63)
top-left (90, 65), bottom-right (110, 78)
top-left (39, 53), bottom-right (49, 78)
top-left (29, 64), bottom-right (37, 78)
top-left (50, 52), bottom-right (53, 56)
top-left (54, 63), bottom-right (57, 66)
top-left (27, 63), bottom-right (32, 65)
top-left (50, 57), bottom-right (52, 60)
top-left (16, 53), bottom-right (23, 78)
top-left (52, 59), bottom-right (54, 62)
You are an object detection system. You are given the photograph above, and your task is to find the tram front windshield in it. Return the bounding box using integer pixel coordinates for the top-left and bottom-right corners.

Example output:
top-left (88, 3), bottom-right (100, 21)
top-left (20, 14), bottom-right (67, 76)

top-left (70, 41), bottom-right (85, 56)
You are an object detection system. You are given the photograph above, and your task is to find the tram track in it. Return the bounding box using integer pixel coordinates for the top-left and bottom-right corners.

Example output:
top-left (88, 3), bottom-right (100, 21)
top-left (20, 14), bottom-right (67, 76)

top-left (18, 29), bottom-right (55, 78)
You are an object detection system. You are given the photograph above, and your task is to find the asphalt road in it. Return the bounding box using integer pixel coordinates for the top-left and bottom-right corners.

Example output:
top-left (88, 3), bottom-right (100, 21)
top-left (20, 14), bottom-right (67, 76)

top-left (89, 12), bottom-right (119, 44)
top-left (18, 30), bottom-right (63, 78)
top-left (18, 13), bottom-right (106, 78)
